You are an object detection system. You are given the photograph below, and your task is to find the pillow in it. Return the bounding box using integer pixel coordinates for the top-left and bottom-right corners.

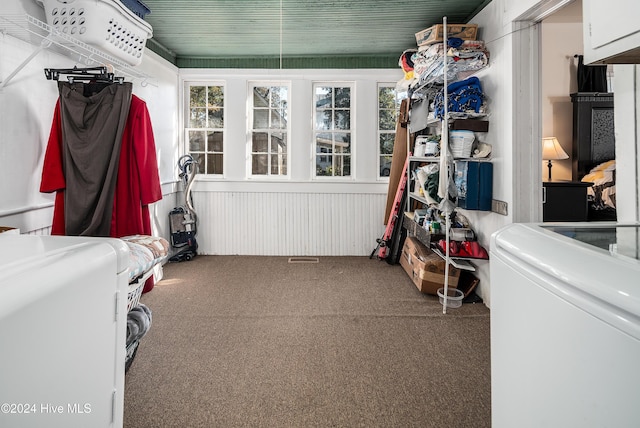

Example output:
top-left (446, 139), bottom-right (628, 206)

top-left (582, 160), bottom-right (615, 185)
top-left (121, 235), bottom-right (169, 259)
top-left (126, 241), bottom-right (155, 281)
top-left (120, 235), bottom-right (170, 281)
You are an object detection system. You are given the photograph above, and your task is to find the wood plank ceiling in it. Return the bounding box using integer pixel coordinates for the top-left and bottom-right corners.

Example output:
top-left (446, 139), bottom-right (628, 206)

top-left (140, 0), bottom-right (492, 68)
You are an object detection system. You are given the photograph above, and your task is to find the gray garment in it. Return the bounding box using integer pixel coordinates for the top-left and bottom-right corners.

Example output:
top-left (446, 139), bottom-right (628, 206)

top-left (57, 81), bottom-right (132, 236)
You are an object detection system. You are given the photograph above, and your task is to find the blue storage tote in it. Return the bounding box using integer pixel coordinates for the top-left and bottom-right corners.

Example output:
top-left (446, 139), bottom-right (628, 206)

top-left (454, 161), bottom-right (493, 211)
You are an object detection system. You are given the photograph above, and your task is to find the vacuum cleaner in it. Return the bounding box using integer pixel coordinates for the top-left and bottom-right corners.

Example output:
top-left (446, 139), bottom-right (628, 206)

top-left (169, 155), bottom-right (198, 262)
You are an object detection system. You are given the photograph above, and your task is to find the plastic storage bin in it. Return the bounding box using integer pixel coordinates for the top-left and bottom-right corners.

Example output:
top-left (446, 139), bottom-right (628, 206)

top-left (450, 130), bottom-right (475, 158)
top-left (38, 0), bottom-right (153, 66)
top-left (120, 0), bottom-right (151, 19)
top-left (437, 287), bottom-right (464, 308)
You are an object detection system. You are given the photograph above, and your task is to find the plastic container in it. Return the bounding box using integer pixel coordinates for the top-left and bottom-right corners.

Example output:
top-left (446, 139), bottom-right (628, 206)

top-left (38, 0), bottom-right (153, 66)
top-left (127, 279), bottom-right (144, 312)
top-left (120, 0), bottom-right (151, 19)
top-left (437, 287), bottom-right (464, 309)
top-left (450, 130), bottom-right (475, 158)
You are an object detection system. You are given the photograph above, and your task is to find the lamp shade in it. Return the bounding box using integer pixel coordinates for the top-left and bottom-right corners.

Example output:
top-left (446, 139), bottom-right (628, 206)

top-left (542, 137), bottom-right (569, 160)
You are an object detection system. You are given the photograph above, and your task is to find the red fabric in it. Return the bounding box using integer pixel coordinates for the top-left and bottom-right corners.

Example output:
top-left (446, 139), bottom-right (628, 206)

top-left (41, 95), bottom-right (162, 292)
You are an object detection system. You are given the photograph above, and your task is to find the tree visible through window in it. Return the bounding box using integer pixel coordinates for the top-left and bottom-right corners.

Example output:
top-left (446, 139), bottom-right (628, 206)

top-left (186, 84), bottom-right (224, 174)
top-left (378, 84), bottom-right (400, 178)
top-left (250, 84), bottom-right (289, 176)
top-left (314, 84), bottom-right (352, 177)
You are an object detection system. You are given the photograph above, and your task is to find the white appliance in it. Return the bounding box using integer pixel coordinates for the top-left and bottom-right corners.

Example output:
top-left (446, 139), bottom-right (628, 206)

top-left (0, 234), bottom-right (129, 428)
top-left (490, 223), bottom-right (640, 428)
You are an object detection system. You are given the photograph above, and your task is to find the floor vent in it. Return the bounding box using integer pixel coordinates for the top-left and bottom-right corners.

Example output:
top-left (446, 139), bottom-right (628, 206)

top-left (288, 257), bottom-right (320, 264)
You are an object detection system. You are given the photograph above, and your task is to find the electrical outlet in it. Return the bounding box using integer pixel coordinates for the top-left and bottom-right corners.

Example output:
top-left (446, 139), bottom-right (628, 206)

top-left (492, 199), bottom-right (508, 216)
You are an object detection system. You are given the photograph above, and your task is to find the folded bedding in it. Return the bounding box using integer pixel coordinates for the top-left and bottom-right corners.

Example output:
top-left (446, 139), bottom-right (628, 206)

top-left (120, 235), bottom-right (170, 282)
top-left (582, 160), bottom-right (616, 210)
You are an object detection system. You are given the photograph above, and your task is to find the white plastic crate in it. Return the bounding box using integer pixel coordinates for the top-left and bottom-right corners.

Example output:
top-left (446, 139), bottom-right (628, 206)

top-left (38, 0), bottom-right (153, 66)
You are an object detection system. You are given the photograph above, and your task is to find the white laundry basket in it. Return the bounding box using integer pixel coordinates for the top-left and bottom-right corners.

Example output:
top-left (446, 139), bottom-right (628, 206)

top-left (38, 0), bottom-right (153, 66)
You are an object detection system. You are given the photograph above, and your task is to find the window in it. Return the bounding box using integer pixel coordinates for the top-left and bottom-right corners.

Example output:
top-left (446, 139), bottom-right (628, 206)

top-left (378, 84), bottom-right (401, 178)
top-left (313, 83), bottom-right (353, 177)
top-left (250, 84), bottom-right (289, 176)
top-left (186, 84), bottom-right (224, 175)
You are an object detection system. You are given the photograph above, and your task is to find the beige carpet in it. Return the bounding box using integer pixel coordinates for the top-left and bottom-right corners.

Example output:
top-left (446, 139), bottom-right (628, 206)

top-left (124, 256), bottom-right (491, 427)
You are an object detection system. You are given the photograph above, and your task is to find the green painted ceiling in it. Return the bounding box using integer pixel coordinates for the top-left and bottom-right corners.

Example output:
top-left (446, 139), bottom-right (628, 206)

top-left (140, 0), bottom-right (492, 68)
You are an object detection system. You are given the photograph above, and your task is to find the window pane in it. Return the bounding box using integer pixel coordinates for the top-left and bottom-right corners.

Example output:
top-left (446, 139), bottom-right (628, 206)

top-left (208, 86), bottom-right (224, 107)
top-left (208, 131), bottom-right (223, 152)
top-left (191, 153), bottom-right (205, 174)
top-left (335, 133), bottom-right (351, 153)
top-left (253, 109), bottom-right (268, 129)
top-left (186, 83), bottom-right (225, 176)
top-left (189, 130), bottom-right (206, 151)
top-left (335, 87), bottom-right (350, 108)
top-left (316, 155), bottom-right (332, 176)
top-left (378, 87), bottom-right (395, 109)
top-left (190, 108), bottom-right (206, 128)
top-left (270, 154), bottom-right (287, 175)
top-left (334, 110), bottom-right (350, 130)
top-left (377, 85), bottom-right (398, 178)
top-left (270, 110), bottom-right (284, 129)
top-left (271, 132), bottom-right (286, 153)
top-left (335, 155), bottom-right (351, 176)
top-left (252, 132), bottom-right (268, 152)
top-left (252, 154), bottom-right (268, 175)
top-left (316, 133), bottom-right (332, 152)
top-left (208, 108), bottom-right (223, 128)
top-left (190, 86), bottom-right (205, 107)
top-left (315, 86), bottom-right (332, 108)
top-left (207, 153), bottom-right (223, 175)
top-left (270, 86), bottom-right (287, 109)
top-left (379, 110), bottom-right (395, 131)
top-left (379, 133), bottom-right (394, 155)
top-left (250, 84), bottom-right (289, 176)
top-left (380, 155), bottom-right (392, 176)
top-left (316, 110), bottom-right (332, 130)
top-left (253, 87), bottom-right (269, 106)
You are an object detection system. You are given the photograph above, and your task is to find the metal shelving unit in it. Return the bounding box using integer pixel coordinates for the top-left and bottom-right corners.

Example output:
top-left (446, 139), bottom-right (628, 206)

top-left (0, 14), bottom-right (153, 89)
top-left (405, 17), bottom-right (491, 312)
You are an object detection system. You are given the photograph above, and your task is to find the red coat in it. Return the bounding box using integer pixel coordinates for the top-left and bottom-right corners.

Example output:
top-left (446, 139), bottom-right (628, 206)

top-left (41, 94), bottom-right (162, 292)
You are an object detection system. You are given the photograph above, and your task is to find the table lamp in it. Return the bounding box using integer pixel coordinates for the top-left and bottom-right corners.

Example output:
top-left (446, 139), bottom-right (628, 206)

top-left (542, 137), bottom-right (569, 181)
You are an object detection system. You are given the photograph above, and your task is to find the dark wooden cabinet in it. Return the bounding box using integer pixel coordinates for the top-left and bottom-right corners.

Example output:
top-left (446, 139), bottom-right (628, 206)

top-left (543, 181), bottom-right (593, 222)
top-left (570, 92), bottom-right (614, 180)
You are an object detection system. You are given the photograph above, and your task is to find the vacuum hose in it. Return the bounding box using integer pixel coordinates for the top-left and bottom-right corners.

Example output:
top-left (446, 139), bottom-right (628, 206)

top-left (177, 155), bottom-right (198, 217)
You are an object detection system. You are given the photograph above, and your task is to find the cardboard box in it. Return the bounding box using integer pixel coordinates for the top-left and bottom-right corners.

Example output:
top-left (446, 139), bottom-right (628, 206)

top-left (415, 23), bottom-right (478, 47)
top-left (400, 236), bottom-right (460, 295)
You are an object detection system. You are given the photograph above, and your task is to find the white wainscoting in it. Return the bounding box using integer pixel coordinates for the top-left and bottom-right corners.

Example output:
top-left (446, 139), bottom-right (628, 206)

top-left (193, 190), bottom-right (387, 256)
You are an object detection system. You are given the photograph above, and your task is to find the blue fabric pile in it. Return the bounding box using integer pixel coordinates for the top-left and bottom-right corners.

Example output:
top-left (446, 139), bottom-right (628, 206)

top-left (433, 76), bottom-right (484, 119)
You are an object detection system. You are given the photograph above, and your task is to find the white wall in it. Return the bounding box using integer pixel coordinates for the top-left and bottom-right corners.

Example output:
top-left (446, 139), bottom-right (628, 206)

top-left (613, 65), bottom-right (640, 222)
top-left (0, 0), bottom-right (180, 236)
top-left (178, 68), bottom-right (401, 256)
top-left (540, 1), bottom-right (583, 182)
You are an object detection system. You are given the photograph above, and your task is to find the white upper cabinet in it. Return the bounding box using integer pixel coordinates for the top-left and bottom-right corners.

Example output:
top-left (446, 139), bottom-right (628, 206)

top-left (583, 0), bottom-right (640, 63)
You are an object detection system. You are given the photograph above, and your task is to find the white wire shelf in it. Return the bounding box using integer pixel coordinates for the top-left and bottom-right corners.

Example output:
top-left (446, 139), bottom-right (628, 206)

top-left (0, 14), bottom-right (152, 88)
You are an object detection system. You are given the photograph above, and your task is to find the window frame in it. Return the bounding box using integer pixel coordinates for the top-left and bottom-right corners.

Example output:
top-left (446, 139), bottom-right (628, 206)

top-left (247, 81), bottom-right (291, 179)
top-left (183, 81), bottom-right (226, 177)
top-left (312, 81), bottom-right (355, 180)
top-left (377, 82), bottom-right (401, 180)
